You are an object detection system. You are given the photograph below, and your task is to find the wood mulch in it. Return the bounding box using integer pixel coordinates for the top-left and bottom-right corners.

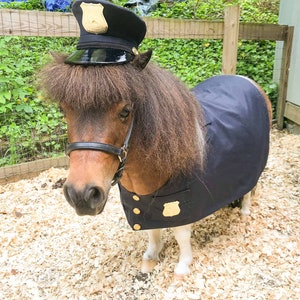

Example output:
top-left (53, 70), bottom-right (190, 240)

top-left (0, 128), bottom-right (299, 299)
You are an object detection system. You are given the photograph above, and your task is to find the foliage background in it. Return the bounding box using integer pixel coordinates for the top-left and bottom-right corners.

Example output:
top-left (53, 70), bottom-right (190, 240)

top-left (0, 0), bottom-right (279, 166)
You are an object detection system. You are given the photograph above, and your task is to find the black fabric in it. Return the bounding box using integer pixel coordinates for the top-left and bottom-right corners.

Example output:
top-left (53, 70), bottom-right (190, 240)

top-left (118, 75), bottom-right (270, 230)
top-left (65, 0), bottom-right (146, 65)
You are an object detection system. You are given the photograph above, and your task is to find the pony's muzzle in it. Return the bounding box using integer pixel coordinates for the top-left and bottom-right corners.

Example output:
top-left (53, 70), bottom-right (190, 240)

top-left (63, 183), bottom-right (107, 216)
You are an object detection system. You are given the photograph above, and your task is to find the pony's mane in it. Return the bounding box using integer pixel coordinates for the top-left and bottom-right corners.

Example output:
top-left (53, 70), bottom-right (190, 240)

top-left (39, 54), bottom-right (206, 177)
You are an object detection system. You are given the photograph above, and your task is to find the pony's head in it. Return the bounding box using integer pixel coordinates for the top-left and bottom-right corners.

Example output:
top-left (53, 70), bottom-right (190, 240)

top-left (39, 0), bottom-right (206, 216)
top-left (39, 51), bottom-right (206, 216)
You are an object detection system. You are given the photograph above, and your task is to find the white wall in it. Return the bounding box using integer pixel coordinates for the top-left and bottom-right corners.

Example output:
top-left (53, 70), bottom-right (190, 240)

top-left (274, 0), bottom-right (300, 105)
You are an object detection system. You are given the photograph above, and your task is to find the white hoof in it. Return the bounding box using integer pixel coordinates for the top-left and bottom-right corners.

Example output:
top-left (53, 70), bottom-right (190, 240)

top-left (141, 259), bottom-right (158, 273)
top-left (174, 262), bottom-right (190, 277)
top-left (240, 207), bottom-right (251, 216)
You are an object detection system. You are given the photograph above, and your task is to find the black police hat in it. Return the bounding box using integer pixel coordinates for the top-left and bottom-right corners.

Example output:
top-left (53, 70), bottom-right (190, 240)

top-left (65, 0), bottom-right (147, 65)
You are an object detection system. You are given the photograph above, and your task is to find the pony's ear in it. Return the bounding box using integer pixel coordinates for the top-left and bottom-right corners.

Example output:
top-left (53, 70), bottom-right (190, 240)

top-left (49, 51), bottom-right (67, 63)
top-left (131, 49), bottom-right (152, 70)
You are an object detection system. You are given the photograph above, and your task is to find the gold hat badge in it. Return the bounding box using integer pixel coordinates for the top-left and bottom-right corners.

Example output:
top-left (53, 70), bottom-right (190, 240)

top-left (80, 2), bottom-right (108, 34)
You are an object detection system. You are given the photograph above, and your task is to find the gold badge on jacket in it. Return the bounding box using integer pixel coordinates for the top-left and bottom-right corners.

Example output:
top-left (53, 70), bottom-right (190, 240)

top-left (162, 201), bottom-right (181, 217)
top-left (80, 3), bottom-right (108, 34)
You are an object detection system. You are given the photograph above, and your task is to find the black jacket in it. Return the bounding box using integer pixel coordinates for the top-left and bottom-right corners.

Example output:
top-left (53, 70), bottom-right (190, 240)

top-left (119, 75), bottom-right (270, 230)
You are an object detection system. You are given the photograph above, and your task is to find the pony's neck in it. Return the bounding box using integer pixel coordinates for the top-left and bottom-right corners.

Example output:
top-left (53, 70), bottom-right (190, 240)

top-left (120, 153), bottom-right (170, 195)
top-left (119, 116), bottom-right (205, 195)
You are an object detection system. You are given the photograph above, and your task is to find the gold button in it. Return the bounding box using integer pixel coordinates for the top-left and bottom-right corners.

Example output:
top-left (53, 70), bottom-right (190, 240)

top-left (133, 208), bottom-right (141, 215)
top-left (132, 195), bottom-right (140, 201)
top-left (133, 224), bottom-right (141, 230)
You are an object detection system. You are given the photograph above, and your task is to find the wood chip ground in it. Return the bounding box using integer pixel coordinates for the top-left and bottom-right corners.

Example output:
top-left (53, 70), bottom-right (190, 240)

top-left (0, 129), bottom-right (299, 299)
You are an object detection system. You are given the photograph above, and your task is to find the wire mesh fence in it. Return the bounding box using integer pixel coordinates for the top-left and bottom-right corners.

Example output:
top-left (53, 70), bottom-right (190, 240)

top-left (0, 109), bottom-right (67, 167)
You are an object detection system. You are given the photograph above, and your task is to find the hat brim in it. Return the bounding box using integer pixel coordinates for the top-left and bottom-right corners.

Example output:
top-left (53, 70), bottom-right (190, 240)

top-left (65, 48), bottom-right (135, 65)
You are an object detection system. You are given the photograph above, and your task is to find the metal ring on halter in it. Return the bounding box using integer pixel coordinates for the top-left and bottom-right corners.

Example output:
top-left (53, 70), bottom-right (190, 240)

top-left (65, 117), bottom-right (134, 185)
top-left (118, 146), bottom-right (128, 162)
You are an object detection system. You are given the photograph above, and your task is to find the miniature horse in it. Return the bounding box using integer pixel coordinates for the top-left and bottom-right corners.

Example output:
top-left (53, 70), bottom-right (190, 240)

top-left (39, 51), bottom-right (272, 281)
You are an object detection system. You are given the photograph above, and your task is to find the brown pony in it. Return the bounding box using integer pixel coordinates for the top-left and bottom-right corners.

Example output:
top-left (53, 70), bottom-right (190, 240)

top-left (39, 51), bottom-right (272, 282)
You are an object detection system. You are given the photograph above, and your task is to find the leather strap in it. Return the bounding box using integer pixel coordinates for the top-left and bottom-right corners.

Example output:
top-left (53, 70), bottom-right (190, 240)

top-left (66, 142), bottom-right (123, 157)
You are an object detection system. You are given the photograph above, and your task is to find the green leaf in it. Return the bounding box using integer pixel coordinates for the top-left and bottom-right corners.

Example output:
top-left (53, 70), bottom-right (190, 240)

top-left (0, 91), bottom-right (11, 103)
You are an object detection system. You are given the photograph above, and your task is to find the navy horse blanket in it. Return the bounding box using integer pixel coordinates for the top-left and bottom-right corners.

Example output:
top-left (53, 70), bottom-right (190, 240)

top-left (119, 75), bottom-right (270, 230)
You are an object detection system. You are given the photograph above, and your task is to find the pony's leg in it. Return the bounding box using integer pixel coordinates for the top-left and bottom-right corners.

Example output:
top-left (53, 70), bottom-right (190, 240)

top-left (141, 229), bottom-right (163, 273)
top-left (240, 191), bottom-right (251, 215)
top-left (172, 224), bottom-right (193, 280)
top-left (240, 185), bottom-right (257, 215)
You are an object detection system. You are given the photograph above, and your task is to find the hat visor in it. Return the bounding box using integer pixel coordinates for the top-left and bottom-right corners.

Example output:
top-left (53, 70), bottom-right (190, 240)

top-left (65, 48), bottom-right (135, 65)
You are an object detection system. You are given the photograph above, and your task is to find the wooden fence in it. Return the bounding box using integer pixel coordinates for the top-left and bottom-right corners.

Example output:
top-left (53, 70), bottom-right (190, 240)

top-left (0, 6), bottom-right (294, 183)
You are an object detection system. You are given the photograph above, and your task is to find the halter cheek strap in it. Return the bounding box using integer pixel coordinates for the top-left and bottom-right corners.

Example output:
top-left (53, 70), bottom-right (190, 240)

top-left (65, 117), bottom-right (134, 186)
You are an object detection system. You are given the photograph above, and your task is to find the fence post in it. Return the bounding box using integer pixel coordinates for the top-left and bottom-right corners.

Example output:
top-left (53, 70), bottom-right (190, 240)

top-left (276, 26), bottom-right (294, 129)
top-left (222, 6), bottom-right (240, 75)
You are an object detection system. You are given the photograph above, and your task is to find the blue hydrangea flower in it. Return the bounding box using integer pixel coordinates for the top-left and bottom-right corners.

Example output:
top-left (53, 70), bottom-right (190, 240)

top-left (45, 0), bottom-right (72, 12)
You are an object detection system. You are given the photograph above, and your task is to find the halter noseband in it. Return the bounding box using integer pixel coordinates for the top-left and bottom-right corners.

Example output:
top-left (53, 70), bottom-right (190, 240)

top-left (65, 117), bottom-right (134, 186)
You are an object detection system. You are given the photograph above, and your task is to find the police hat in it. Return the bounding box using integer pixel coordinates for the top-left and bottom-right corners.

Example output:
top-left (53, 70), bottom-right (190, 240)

top-left (65, 0), bottom-right (146, 65)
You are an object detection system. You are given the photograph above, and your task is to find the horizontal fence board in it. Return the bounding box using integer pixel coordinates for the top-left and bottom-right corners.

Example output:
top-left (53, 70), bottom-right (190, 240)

top-left (0, 9), bottom-right (79, 36)
top-left (0, 156), bottom-right (68, 185)
top-left (284, 101), bottom-right (300, 125)
top-left (144, 17), bottom-right (224, 39)
top-left (239, 23), bottom-right (288, 41)
top-left (0, 9), bottom-right (288, 41)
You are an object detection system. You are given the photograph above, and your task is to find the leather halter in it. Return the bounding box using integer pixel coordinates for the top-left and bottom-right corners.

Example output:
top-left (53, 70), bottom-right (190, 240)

top-left (65, 117), bottom-right (134, 186)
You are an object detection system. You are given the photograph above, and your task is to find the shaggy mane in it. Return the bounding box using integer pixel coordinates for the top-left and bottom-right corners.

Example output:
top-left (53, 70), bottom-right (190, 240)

top-left (39, 54), bottom-right (206, 177)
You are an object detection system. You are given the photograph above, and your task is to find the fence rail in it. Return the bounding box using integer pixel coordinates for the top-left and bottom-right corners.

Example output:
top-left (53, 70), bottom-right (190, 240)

top-left (0, 8), bottom-right (290, 41)
top-left (0, 7), bottom-right (294, 183)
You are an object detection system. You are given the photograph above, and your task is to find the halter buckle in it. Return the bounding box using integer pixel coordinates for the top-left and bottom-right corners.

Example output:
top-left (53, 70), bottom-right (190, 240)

top-left (118, 146), bottom-right (128, 162)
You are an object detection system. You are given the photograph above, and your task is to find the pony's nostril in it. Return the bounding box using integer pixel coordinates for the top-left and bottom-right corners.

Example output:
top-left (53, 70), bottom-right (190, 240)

top-left (63, 184), bottom-right (76, 207)
top-left (63, 183), bottom-right (106, 214)
top-left (85, 186), bottom-right (104, 209)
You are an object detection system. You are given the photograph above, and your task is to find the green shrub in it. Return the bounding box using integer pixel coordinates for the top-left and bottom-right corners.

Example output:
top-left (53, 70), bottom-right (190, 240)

top-left (0, 0), bottom-right (44, 10)
top-left (149, 0), bottom-right (279, 23)
top-left (0, 36), bottom-right (76, 166)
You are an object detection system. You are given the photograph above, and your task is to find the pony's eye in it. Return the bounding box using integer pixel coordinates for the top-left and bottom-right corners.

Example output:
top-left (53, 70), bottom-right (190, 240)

top-left (118, 106), bottom-right (131, 121)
